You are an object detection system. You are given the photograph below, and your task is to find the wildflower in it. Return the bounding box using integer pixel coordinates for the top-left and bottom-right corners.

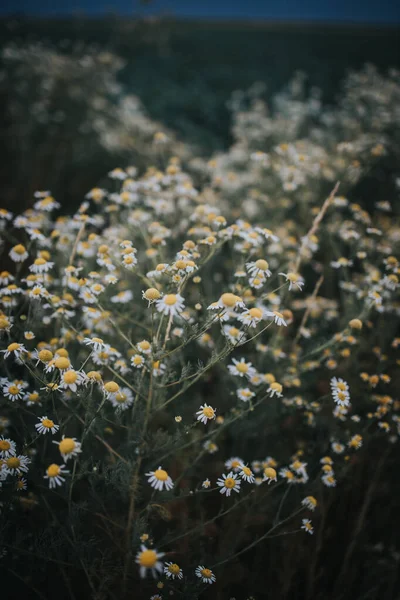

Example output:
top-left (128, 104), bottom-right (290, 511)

top-left (263, 467), bottom-right (277, 484)
top-left (331, 442), bottom-right (345, 454)
top-left (54, 437), bottom-right (82, 462)
top-left (16, 477), bottom-right (27, 491)
top-left (3, 382), bottom-right (24, 401)
top-left (59, 369), bottom-right (86, 392)
top-left (103, 381), bottom-right (120, 398)
top-left (44, 464), bottom-right (69, 488)
top-left (236, 388), bottom-right (255, 402)
top-left (146, 467), bottom-right (174, 491)
top-left (330, 377), bottom-right (350, 407)
top-left (301, 518), bottom-right (314, 535)
top-left (35, 417), bottom-right (59, 435)
top-left (279, 272), bottom-right (305, 291)
top-left (5, 455), bottom-right (31, 475)
top-left (83, 337), bottom-right (105, 352)
top-left (136, 546), bottom-right (164, 578)
top-left (0, 437), bottom-right (16, 458)
top-left (142, 288), bottom-right (161, 305)
top-left (265, 310), bottom-right (287, 326)
top-left (109, 388), bottom-right (134, 411)
top-left (9, 244), bottom-right (28, 262)
top-left (152, 361), bottom-right (166, 377)
top-left (174, 416), bottom-right (182, 423)
top-left (195, 566), bottom-right (216, 584)
top-left (131, 354), bottom-right (145, 368)
top-left (1, 342), bottom-right (27, 360)
top-left (322, 474), bottom-right (337, 487)
top-left (155, 294), bottom-right (185, 317)
top-left (225, 457), bottom-right (243, 472)
top-left (237, 307), bottom-right (264, 328)
top-left (164, 562), bottom-right (183, 579)
top-left (208, 292), bottom-right (245, 312)
top-left (202, 478), bottom-right (211, 488)
top-left (348, 434), bottom-right (363, 449)
top-left (239, 464), bottom-right (255, 483)
top-left (302, 496), bottom-right (317, 511)
top-left (196, 404), bottom-right (216, 424)
top-left (349, 319), bottom-right (363, 330)
top-left (267, 382), bottom-right (283, 398)
top-left (29, 257), bottom-right (54, 274)
top-left (137, 340), bottom-right (152, 354)
top-left (217, 471), bottom-right (241, 496)
top-left (228, 358), bottom-right (256, 378)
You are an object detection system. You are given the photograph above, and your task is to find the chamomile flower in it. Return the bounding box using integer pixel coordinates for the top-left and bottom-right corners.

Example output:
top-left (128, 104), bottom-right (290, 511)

top-left (217, 471), bottom-right (241, 496)
top-left (267, 382), bottom-right (283, 398)
top-left (236, 388), bottom-right (255, 402)
top-left (322, 474), bottom-right (337, 487)
top-left (2, 381), bottom-right (24, 401)
top-left (246, 259), bottom-right (272, 278)
top-left (1, 343), bottom-right (27, 360)
top-left (164, 562), bottom-right (183, 579)
top-left (302, 496), bottom-right (317, 511)
top-left (35, 417), bottom-right (59, 435)
top-left (156, 294), bottom-right (185, 317)
top-left (238, 464), bottom-right (255, 483)
top-left (0, 437), bottom-right (16, 458)
top-left (228, 358), bottom-right (256, 378)
top-left (59, 369), bottom-right (86, 392)
top-left (195, 566), bottom-right (216, 584)
top-left (208, 292), bottom-right (245, 312)
top-left (279, 272), bottom-right (305, 291)
top-left (54, 436), bottom-right (82, 462)
top-left (196, 404), bottom-right (216, 424)
top-left (202, 478), bottom-right (211, 488)
top-left (237, 307), bottom-right (264, 328)
top-left (301, 518), bottom-right (314, 535)
top-left (136, 546), bottom-right (164, 578)
top-left (9, 244), bottom-right (28, 263)
top-left (83, 337), bottom-right (105, 352)
top-left (146, 467), bottom-right (174, 491)
top-left (131, 354), bottom-right (145, 368)
top-left (225, 457), bottom-right (243, 472)
top-left (44, 463), bottom-right (69, 488)
top-left (264, 310), bottom-right (287, 327)
top-left (29, 257), bottom-right (54, 274)
top-left (109, 387), bottom-right (134, 411)
top-left (5, 455), bottom-right (31, 475)
top-left (263, 467), bottom-right (277, 483)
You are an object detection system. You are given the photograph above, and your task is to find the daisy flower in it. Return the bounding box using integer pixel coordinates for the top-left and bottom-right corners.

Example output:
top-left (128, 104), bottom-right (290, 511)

top-left (264, 310), bottom-right (287, 327)
top-left (29, 257), bottom-right (54, 274)
top-left (228, 358), bottom-right (256, 379)
top-left (207, 292), bottom-right (245, 312)
top-left (237, 307), bottom-right (264, 328)
top-left (35, 417), bottom-right (59, 435)
top-left (279, 272), bottom-right (305, 291)
top-left (301, 518), bottom-right (314, 535)
top-left (195, 566), bottom-right (216, 584)
top-left (267, 382), bottom-right (283, 398)
top-left (59, 369), bottom-right (87, 393)
top-left (54, 436), bottom-right (82, 462)
top-left (246, 259), bottom-right (272, 278)
top-left (0, 437), bottom-right (16, 458)
top-left (238, 464), bottom-right (255, 483)
top-left (109, 387), bottom-right (134, 411)
top-left (2, 382), bottom-right (24, 401)
top-left (217, 471), bottom-right (241, 496)
top-left (5, 455), bottom-right (31, 475)
top-left (131, 354), bottom-right (145, 369)
top-left (155, 294), bottom-right (185, 317)
top-left (301, 496), bottom-right (317, 511)
top-left (44, 464), bottom-right (69, 488)
top-left (137, 340), bottom-right (152, 354)
top-left (135, 545), bottom-right (164, 578)
top-left (263, 467), bottom-right (277, 484)
top-left (16, 477), bottom-right (27, 491)
top-left (9, 244), bottom-right (28, 263)
top-left (1, 342), bottom-right (27, 360)
top-left (202, 478), bottom-right (211, 488)
top-left (146, 466), bottom-right (174, 491)
top-left (236, 388), bottom-right (255, 402)
top-left (322, 474), bottom-right (337, 487)
top-left (164, 562), bottom-right (183, 580)
top-left (83, 337), bottom-right (106, 352)
top-left (196, 404), bottom-right (216, 425)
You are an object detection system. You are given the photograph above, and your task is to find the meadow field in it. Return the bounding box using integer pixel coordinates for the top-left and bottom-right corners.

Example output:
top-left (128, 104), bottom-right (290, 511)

top-left (0, 16), bottom-right (400, 600)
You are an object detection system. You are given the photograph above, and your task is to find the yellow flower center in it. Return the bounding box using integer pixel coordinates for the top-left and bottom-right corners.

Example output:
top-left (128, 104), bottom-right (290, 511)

top-left (54, 356), bottom-right (70, 370)
top-left (236, 363), bottom-right (248, 373)
top-left (220, 292), bottom-right (241, 307)
top-left (224, 477), bottom-right (236, 489)
top-left (0, 440), bottom-right (11, 451)
top-left (201, 568), bottom-right (212, 578)
top-left (139, 549), bottom-right (157, 568)
top-left (144, 288), bottom-right (161, 300)
top-left (63, 370), bottom-right (78, 384)
top-left (47, 464), bottom-right (60, 477)
top-left (154, 468), bottom-right (168, 481)
top-left (55, 349), bottom-right (69, 358)
top-left (255, 259), bottom-right (269, 270)
top-left (139, 341), bottom-right (151, 350)
top-left (13, 244), bottom-right (26, 255)
top-left (249, 308), bottom-right (262, 319)
top-left (115, 393), bottom-right (127, 403)
top-left (168, 563), bottom-right (180, 574)
top-left (8, 385), bottom-right (20, 395)
top-left (264, 467), bottom-right (277, 479)
top-left (7, 457), bottom-right (20, 469)
top-left (133, 356), bottom-right (143, 365)
top-left (242, 466), bottom-right (252, 476)
top-left (7, 343), bottom-right (20, 352)
top-left (34, 258), bottom-right (46, 266)
top-left (42, 419), bottom-right (54, 429)
top-left (104, 381), bottom-right (119, 393)
top-left (59, 438), bottom-right (76, 454)
top-left (202, 407), bottom-right (215, 419)
top-left (164, 294), bottom-right (177, 306)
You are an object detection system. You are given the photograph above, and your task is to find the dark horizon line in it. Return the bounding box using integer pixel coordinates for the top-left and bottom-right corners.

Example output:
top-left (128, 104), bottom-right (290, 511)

top-left (1, 13), bottom-right (400, 29)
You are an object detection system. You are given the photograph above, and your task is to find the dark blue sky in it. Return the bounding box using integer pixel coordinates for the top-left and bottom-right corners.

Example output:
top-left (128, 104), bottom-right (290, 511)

top-left (1, 0), bottom-right (400, 24)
